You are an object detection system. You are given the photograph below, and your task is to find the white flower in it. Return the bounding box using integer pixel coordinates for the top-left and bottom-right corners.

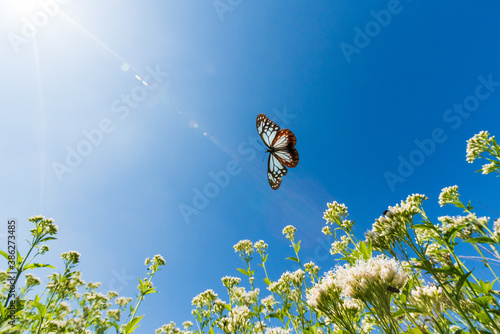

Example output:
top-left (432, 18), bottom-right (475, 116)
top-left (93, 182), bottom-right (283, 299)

top-left (333, 255), bottom-right (408, 300)
top-left (438, 185), bottom-right (460, 207)
top-left (282, 225), bottom-right (297, 241)
top-left (466, 131), bottom-right (494, 163)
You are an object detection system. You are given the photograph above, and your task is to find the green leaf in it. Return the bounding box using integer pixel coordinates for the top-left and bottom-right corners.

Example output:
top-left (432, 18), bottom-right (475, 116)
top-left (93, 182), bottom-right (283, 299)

top-left (39, 236), bottom-right (57, 243)
top-left (295, 240), bottom-right (301, 253)
top-left (236, 268), bottom-right (249, 276)
top-left (285, 257), bottom-right (299, 263)
top-left (303, 325), bottom-right (318, 334)
top-left (24, 263), bottom-right (56, 270)
top-left (32, 300), bottom-right (47, 317)
top-left (263, 278), bottom-right (271, 285)
top-left (472, 296), bottom-right (493, 308)
top-left (465, 237), bottom-right (495, 244)
top-left (455, 271), bottom-right (473, 298)
top-left (358, 241), bottom-right (372, 260)
top-left (123, 315), bottom-right (144, 334)
top-left (0, 250), bottom-right (9, 261)
top-left (16, 250), bottom-right (23, 267)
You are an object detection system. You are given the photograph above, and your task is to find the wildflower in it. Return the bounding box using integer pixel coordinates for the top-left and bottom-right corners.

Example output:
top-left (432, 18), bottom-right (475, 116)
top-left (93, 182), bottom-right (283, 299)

top-left (146, 254), bottom-right (166, 273)
top-left (366, 194), bottom-right (427, 251)
top-left (414, 223), bottom-right (440, 244)
top-left (59, 302), bottom-right (71, 313)
top-left (265, 327), bottom-right (292, 334)
top-left (268, 272), bottom-right (293, 295)
top-left (425, 244), bottom-right (451, 266)
top-left (228, 305), bottom-right (251, 330)
top-left (25, 273), bottom-right (41, 288)
top-left (87, 282), bottom-right (102, 289)
top-left (323, 201), bottom-right (348, 222)
top-left (156, 322), bottom-right (182, 334)
top-left (192, 289), bottom-right (218, 308)
top-left (333, 255), bottom-right (408, 301)
top-left (29, 215), bottom-right (44, 223)
top-left (152, 254), bottom-right (166, 266)
top-left (254, 240), bottom-right (268, 255)
top-left (481, 161), bottom-right (497, 174)
top-left (254, 321), bottom-right (266, 333)
top-left (230, 286), bottom-right (259, 306)
top-left (182, 321), bottom-right (193, 330)
top-left (361, 315), bottom-right (376, 333)
top-left (30, 216), bottom-right (58, 236)
top-left (0, 271), bottom-right (8, 283)
top-left (61, 251), bottom-right (81, 265)
top-left (221, 276), bottom-right (241, 290)
top-left (439, 214), bottom-right (488, 240)
top-left (106, 309), bottom-right (121, 321)
top-left (46, 320), bottom-right (65, 331)
top-left (291, 268), bottom-right (305, 286)
top-left (233, 240), bottom-right (254, 258)
top-left (466, 130), bottom-right (495, 163)
top-left (116, 297), bottom-right (132, 307)
top-left (330, 235), bottom-right (349, 255)
top-left (304, 261), bottom-right (320, 276)
top-left (40, 245), bottom-right (50, 254)
top-left (85, 292), bottom-right (108, 303)
top-left (323, 202), bottom-right (353, 231)
top-left (438, 185), bottom-right (460, 207)
top-left (321, 226), bottom-right (332, 235)
top-left (494, 218), bottom-right (500, 239)
top-left (107, 291), bottom-right (119, 299)
top-left (307, 272), bottom-right (363, 331)
top-left (261, 295), bottom-right (275, 313)
top-left (306, 272), bottom-right (341, 310)
top-left (282, 225), bottom-right (297, 241)
top-left (213, 298), bottom-right (227, 315)
top-left (411, 284), bottom-right (447, 315)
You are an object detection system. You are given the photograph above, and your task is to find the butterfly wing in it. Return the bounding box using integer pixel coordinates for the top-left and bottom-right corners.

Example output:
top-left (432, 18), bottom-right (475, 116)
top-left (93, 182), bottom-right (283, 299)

top-left (271, 129), bottom-right (297, 149)
top-left (274, 147), bottom-right (299, 168)
top-left (256, 113), bottom-right (280, 148)
top-left (271, 129), bottom-right (299, 168)
top-left (267, 153), bottom-right (288, 190)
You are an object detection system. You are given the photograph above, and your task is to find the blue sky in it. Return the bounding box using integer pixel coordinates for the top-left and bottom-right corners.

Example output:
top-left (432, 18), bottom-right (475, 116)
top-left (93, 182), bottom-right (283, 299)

top-left (1, 0), bottom-right (500, 332)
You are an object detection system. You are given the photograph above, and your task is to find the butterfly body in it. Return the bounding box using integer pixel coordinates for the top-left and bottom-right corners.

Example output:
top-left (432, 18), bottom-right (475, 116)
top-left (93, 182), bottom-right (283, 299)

top-left (256, 114), bottom-right (299, 190)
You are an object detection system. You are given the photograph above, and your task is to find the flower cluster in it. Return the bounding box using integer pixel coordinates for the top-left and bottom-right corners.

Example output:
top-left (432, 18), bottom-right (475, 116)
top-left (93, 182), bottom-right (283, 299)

top-left (192, 289), bottom-right (218, 308)
top-left (466, 131), bottom-right (495, 163)
top-left (233, 239), bottom-right (254, 259)
top-left (29, 215), bottom-right (58, 236)
top-left (323, 201), bottom-right (353, 231)
top-left (411, 284), bottom-right (447, 315)
top-left (438, 185), bottom-right (460, 207)
top-left (438, 214), bottom-right (489, 240)
top-left (282, 225), bottom-right (297, 241)
top-left (333, 255), bottom-right (408, 301)
top-left (366, 194), bottom-right (427, 251)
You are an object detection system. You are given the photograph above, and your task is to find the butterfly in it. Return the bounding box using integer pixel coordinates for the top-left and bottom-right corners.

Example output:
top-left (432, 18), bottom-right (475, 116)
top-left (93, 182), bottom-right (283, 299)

top-left (256, 113), bottom-right (299, 190)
